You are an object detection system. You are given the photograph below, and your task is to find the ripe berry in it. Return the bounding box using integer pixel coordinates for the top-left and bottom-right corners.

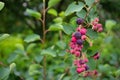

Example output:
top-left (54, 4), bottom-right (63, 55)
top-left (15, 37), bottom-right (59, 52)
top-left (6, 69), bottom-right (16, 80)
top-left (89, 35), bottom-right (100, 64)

top-left (76, 18), bottom-right (84, 25)
top-left (74, 32), bottom-right (81, 39)
top-left (80, 28), bottom-right (87, 35)
top-left (85, 65), bottom-right (89, 71)
top-left (76, 39), bottom-right (83, 45)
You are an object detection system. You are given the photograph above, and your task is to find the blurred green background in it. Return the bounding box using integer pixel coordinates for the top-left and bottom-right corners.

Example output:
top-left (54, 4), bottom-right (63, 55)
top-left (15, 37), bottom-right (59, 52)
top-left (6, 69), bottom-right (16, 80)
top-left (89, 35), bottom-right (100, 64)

top-left (0, 0), bottom-right (120, 80)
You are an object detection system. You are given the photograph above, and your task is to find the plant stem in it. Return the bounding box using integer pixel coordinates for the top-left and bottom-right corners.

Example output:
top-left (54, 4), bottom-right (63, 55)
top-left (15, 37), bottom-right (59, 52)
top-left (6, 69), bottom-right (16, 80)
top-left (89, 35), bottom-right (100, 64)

top-left (42, 0), bottom-right (47, 80)
top-left (43, 0), bottom-right (46, 42)
top-left (84, 2), bottom-right (96, 20)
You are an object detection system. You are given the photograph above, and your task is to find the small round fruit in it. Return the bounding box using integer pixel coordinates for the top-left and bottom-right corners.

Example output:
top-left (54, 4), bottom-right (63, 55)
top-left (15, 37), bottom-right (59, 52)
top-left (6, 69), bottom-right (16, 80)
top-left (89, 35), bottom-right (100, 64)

top-left (76, 39), bottom-right (83, 45)
top-left (74, 32), bottom-right (81, 39)
top-left (76, 18), bottom-right (84, 25)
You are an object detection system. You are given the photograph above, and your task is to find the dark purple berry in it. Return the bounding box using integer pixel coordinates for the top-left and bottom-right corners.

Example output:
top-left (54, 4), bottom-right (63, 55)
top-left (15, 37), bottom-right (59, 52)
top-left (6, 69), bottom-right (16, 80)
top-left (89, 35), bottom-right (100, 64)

top-left (85, 65), bottom-right (89, 71)
top-left (74, 32), bottom-right (81, 39)
top-left (76, 39), bottom-right (83, 45)
top-left (76, 18), bottom-right (84, 25)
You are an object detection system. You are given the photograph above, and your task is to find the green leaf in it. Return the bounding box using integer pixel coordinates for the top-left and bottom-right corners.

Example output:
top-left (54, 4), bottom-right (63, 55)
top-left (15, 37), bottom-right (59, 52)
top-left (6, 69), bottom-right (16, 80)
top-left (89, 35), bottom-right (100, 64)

top-left (49, 24), bottom-right (63, 31)
top-left (26, 43), bottom-right (36, 53)
top-left (76, 9), bottom-right (86, 18)
top-left (86, 45), bottom-right (99, 56)
top-left (59, 11), bottom-right (65, 18)
top-left (26, 9), bottom-right (41, 19)
top-left (0, 34), bottom-right (10, 41)
top-left (115, 69), bottom-right (120, 77)
top-left (104, 36), bottom-right (113, 44)
top-left (69, 17), bottom-right (78, 28)
top-left (85, 0), bottom-right (94, 6)
top-left (105, 20), bottom-right (116, 30)
top-left (29, 64), bottom-right (41, 75)
top-left (7, 53), bottom-right (19, 63)
top-left (47, 8), bottom-right (58, 16)
top-left (0, 67), bottom-right (10, 80)
top-left (24, 34), bottom-right (40, 43)
top-left (41, 49), bottom-right (56, 57)
top-left (56, 41), bottom-right (66, 49)
top-left (99, 64), bottom-right (111, 73)
top-left (35, 56), bottom-right (43, 63)
top-left (53, 17), bottom-right (63, 24)
top-left (0, 2), bottom-right (5, 11)
top-left (65, 2), bottom-right (84, 16)
top-left (87, 58), bottom-right (96, 69)
top-left (48, 0), bottom-right (60, 8)
top-left (63, 23), bottom-right (74, 35)
top-left (87, 29), bottom-right (98, 39)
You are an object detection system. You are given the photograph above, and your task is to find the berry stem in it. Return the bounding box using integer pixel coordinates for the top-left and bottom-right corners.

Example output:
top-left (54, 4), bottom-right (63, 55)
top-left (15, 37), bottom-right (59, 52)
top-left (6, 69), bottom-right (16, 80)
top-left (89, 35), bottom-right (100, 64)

top-left (84, 2), bottom-right (97, 20)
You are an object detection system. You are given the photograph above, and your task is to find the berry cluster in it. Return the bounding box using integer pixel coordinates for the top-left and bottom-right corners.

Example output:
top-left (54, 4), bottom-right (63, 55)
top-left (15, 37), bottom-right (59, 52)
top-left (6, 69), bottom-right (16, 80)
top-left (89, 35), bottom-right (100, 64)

top-left (74, 58), bottom-right (89, 73)
top-left (69, 27), bottom-right (87, 57)
top-left (91, 18), bottom-right (103, 32)
top-left (68, 18), bottom-right (102, 77)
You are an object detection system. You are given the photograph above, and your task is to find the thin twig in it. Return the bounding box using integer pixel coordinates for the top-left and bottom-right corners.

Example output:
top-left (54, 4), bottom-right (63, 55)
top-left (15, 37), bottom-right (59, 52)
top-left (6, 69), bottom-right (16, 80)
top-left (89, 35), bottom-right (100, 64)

top-left (42, 0), bottom-right (47, 80)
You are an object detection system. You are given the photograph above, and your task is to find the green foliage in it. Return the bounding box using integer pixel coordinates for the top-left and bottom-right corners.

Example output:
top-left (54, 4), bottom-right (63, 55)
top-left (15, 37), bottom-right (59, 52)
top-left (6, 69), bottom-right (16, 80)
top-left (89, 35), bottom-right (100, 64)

top-left (0, 2), bottom-right (4, 11)
top-left (26, 9), bottom-right (41, 19)
top-left (49, 24), bottom-right (63, 31)
top-left (0, 34), bottom-right (10, 41)
top-left (0, 0), bottom-right (120, 80)
top-left (24, 34), bottom-right (41, 43)
top-left (65, 2), bottom-right (84, 16)
top-left (41, 48), bottom-right (56, 57)
top-left (76, 10), bottom-right (86, 18)
top-left (105, 20), bottom-right (116, 30)
top-left (87, 29), bottom-right (98, 39)
top-left (48, 0), bottom-right (61, 8)
top-left (85, 0), bottom-right (95, 6)
top-left (0, 67), bottom-right (10, 80)
top-left (48, 8), bottom-right (58, 16)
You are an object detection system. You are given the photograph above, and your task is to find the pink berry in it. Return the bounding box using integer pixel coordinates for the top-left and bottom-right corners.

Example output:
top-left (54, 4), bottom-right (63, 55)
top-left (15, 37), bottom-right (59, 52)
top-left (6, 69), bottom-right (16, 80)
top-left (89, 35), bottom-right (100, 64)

top-left (96, 23), bottom-right (102, 29)
top-left (80, 28), bottom-right (87, 35)
top-left (92, 25), bottom-right (98, 30)
top-left (84, 58), bottom-right (88, 63)
top-left (94, 18), bottom-right (99, 22)
top-left (71, 37), bottom-right (77, 42)
top-left (81, 35), bottom-right (87, 40)
top-left (97, 27), bottom-right (103, 32)
top-left (75, 51), bottom-right (80, 57)
top-left (93, 52), bottom-right (100, 60)
top-left (93, 70), bottom-right (98, 76)
top-left (76, 67), bottom-right (85, 73)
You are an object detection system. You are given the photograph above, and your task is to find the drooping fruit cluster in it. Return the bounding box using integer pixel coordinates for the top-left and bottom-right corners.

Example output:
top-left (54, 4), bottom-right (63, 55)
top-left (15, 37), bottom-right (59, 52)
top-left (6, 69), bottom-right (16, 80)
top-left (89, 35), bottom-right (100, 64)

top-left (91, 18), bottom-right (103, 32)
top-left (68, 18), bottom-right (102, 77)
top-left (69, 27), bottom-right (87, 57)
